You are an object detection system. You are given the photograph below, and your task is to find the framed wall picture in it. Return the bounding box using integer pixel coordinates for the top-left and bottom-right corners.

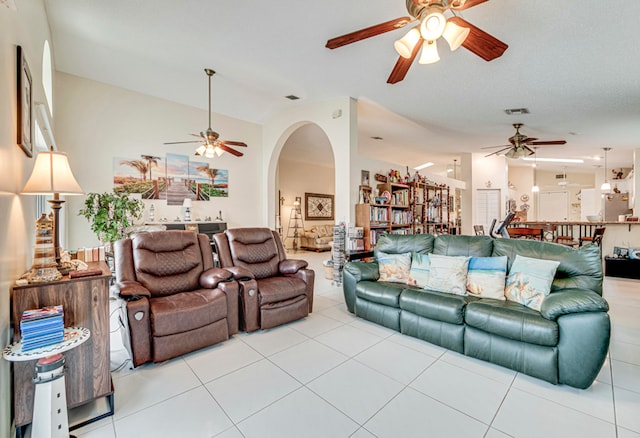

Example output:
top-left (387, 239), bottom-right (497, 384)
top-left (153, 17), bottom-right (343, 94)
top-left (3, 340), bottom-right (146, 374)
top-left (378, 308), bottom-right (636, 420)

top-left (305, 193), bottom-right (334, 221)
top-left (361, 170), bottom-right (370, 186)
top-left (17, 46), bottom-right (33, 158)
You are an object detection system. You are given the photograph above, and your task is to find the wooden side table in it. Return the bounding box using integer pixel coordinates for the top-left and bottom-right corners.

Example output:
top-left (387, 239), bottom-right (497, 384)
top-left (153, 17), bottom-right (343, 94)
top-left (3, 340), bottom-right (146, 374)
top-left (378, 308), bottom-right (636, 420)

top-left (10, 262), bottom-right (113, 433)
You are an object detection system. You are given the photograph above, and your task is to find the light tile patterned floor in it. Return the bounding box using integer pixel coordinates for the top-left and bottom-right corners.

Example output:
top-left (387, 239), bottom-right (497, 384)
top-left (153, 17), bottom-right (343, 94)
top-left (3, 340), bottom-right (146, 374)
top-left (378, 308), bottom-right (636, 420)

top-left (70, 250), bottom-right (640, 438)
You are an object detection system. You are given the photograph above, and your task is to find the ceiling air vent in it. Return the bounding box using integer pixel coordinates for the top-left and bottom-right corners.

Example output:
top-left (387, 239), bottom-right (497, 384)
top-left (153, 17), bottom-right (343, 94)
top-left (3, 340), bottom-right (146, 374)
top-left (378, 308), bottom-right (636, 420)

top-left (504, 108), bottom-right (530, 115)
top-left (285, 95), bottom-right (300, 100)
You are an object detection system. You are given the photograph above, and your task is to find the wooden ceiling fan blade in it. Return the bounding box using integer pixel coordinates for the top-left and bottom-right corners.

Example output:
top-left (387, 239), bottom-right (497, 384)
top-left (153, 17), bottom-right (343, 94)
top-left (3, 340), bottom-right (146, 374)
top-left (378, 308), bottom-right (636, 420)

top-left (449, 0), bottom-right (489, 10)
top-left (218, 144), bottom-right (243, 157)
top-left (387, 37), bottom-right (421, 84)
top-left (524, 138), bottom-right (539, 143)
top-left (528, 140), bottom-right (567, 145)
top-left (163, 140), bottom-right (203, 145)
top-left (524, 146), bottom-right (535, 155)
top-left (326, 16), bottom-right (412, 49)
top-left (190, 133), bottom-right (204, 138)
top-left (222, 140), bottom-right (247, 147)
top-left (448, 17), bottom-right (508, 62)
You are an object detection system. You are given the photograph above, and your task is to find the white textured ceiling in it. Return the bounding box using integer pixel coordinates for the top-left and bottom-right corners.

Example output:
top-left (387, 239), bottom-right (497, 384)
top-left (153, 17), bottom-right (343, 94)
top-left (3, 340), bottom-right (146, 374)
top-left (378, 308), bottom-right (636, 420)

top-left (43, 0), bottom-right (640, 173)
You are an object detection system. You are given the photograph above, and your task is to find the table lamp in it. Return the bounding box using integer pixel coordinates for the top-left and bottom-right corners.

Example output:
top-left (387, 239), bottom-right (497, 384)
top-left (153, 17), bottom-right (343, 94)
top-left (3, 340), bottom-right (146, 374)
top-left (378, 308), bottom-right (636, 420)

top-left (22, 147), bottom-right (84, 274)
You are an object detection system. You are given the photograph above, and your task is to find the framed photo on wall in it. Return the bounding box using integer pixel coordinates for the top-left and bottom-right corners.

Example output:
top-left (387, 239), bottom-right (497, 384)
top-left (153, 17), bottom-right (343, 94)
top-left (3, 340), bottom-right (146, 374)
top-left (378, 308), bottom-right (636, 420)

top-left (361, 170), bottom-right (370, 186)
top-left (305, 193), bottom-right (334, 221)
top-left (17, 46), bottom-right (33, 158)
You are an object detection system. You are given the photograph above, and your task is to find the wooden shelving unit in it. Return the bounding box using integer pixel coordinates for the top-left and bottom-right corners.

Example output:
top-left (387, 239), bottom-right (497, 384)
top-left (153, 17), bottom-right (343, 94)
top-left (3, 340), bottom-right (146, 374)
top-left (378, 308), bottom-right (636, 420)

top-left (410, 182), bottom-right (450, 235)
top-left (355, 183), bottom-right (412, 250)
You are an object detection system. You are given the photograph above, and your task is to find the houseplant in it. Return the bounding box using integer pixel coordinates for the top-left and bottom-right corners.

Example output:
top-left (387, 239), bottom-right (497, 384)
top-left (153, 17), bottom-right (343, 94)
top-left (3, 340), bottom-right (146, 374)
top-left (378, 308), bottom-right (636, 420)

top-left (78, 191), bottom-right (144, 245)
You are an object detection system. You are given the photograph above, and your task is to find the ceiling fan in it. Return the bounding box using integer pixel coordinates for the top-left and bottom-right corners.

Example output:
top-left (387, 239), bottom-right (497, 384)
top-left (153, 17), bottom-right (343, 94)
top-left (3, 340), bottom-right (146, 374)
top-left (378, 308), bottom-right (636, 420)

top-left (325, 0), bottom-right (508, 84)
top-left (483, 124), bottom-right (567, 158)
top-left (163, 68), bottom-right (247, 158)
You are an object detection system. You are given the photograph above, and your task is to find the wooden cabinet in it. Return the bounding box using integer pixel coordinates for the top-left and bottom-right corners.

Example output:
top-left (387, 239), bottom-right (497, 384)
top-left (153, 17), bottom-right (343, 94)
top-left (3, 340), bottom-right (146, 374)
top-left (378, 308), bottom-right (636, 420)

top-left (10, 262), bottom-right (112, 428)
top-left (410, 182), bottom-right (450, 235)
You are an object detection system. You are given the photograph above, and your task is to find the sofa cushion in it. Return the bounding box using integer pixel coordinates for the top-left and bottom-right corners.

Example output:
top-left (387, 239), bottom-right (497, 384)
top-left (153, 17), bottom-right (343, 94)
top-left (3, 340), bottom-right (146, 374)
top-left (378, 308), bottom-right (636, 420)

top-left (257, 276), bottom-right (308, 304)
top-left (150, 288), bottom-right (227, 336)
top-left (400, 288), bottom-right (477, 325)
top-left (505, 255), bottom-right (560, 311)
top-left (425, 254), bottom-right (469, 295)
top-left (407, 252), bottom-right (430, 288)
top-left (378, 251), bottom-right (411, 283)
top-left (491, 239), bottom-right (603, 296)
top-left (356, 281), bottom-right (404, 307)
top-left (433, 235), bottom-right (493, 257)
top-left (467, 256), bottom-right (507, 300)
top-left (465, 300), bottom-right (559, 347)
top-left (375, 234), bottom-right (434, 258)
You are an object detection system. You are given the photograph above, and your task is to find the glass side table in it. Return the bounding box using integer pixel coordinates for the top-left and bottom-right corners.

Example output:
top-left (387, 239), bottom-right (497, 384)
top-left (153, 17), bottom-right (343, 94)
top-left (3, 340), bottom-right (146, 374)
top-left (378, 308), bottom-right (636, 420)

top-left (3, 327), bottom-right (90, 438)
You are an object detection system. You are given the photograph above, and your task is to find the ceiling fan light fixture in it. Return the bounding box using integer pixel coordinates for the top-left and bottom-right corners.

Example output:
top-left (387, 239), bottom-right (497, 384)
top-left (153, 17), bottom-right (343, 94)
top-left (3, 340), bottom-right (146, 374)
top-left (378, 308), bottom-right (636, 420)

top-left (418, 40), bottom-right (440, 64)
top-left (504, 148), bottom-right (528, 159)
top-left (442, 20), bottom-right (470, 51)
top-left (195, 145), bottom-right (207, 156)
top-left (394, 27), bottom-right (421, 59)
top-left (419, 10), bottom-right (446, 40)
top-left (215, 146), bottom-right (223, 157)
top-left (204, 146), bottom-right (215, 159)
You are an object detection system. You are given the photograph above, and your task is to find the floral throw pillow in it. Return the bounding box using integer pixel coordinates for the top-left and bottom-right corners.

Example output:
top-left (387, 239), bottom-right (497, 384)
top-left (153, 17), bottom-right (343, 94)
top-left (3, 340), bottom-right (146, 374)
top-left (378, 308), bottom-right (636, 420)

top-left (378, 251), bottom-right (412, 284)
top-left (505, 255), bottom-right (560, 311)
top-left (407, 252), bottom-right (430, 288)
top-left (425, 254), bottom-right (470, 295)
top-left (467, 256), bottom-right (507, 300)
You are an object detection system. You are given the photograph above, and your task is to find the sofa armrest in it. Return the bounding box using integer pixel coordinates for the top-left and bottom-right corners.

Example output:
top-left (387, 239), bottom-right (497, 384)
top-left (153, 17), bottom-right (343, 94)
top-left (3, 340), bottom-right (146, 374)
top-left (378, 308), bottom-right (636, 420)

top-left (344, 261), bottom-right (380, 282)
top-left (280, 259), bottom-right (308, 274)
top-left (117, 280), bottom-right (151, 299)
top-left (540, 289), bottom-right (609, 321)
top-left (225, 266), bottom-right (255, 281)
top-left (199, 268), bottom-right (233, 289)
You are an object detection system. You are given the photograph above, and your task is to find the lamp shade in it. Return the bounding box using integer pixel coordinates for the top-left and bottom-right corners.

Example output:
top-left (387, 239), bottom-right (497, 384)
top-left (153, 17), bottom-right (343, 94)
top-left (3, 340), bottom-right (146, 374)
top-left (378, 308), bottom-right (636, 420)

top-left (442, 20), bottom-right (470, 51)
top-left (600, 182), bottom-right (611, 192)
top-left (532, 185), bottom-right (539, 193)
top-left (182, 198), bottom-right (192, 208)
top-left (418, 40), bottom-right (440, 64)
top-left (420, 10), bottom-right (446, 40)
top-left (504, 148), bottom-right (529, 159)
top-left (22, 149), bottom-right (83, 195)
top-left (394, 28), bottom-right (421, 59)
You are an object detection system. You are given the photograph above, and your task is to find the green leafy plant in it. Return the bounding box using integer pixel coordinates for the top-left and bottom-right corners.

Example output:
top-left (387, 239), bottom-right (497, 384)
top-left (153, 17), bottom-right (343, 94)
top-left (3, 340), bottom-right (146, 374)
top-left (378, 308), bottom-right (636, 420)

top-left (78, 191), bottom-right (143, 243)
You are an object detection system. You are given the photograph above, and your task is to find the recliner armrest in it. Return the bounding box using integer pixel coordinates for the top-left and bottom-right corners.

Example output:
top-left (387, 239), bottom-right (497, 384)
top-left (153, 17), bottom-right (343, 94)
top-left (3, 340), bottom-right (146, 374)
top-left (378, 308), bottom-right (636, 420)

top-left (199, 267), bottom-right (234, 289)
top-left (540, 289), bottom-right (609, 321)
top-left (343, 261), bottom-right (380, 282)
top-left (226, 266), bottom-right (255, 281)
top-left (279, 259), bottom-right (308, 274)
top-left (117, 280), bottom-right (151, 299)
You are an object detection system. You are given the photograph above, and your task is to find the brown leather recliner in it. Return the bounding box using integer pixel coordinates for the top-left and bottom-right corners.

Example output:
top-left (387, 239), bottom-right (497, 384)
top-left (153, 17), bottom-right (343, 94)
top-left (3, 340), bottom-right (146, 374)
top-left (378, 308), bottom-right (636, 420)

top-left (213, 228), bottom-right (314, 332)
top-left (115, 230), bottom-right (239, 367)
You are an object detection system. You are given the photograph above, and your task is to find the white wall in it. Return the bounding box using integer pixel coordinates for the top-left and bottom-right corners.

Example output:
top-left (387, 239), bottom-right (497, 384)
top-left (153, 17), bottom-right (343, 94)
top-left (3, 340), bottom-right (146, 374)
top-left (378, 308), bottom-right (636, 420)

top-left (54, 73), bottom-right (263, 249)
top-left (263, 98), bottom-right (357, 229)
top-left (0, 2), bottom-right (54, 436)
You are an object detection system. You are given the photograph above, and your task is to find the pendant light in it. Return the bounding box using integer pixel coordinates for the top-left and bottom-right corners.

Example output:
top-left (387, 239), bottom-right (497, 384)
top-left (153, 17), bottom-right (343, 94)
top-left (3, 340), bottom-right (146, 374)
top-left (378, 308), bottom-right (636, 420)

top-left (531, 147), bottom-right (539, 192)
top-left (600, 147), bottom-right (612, 192)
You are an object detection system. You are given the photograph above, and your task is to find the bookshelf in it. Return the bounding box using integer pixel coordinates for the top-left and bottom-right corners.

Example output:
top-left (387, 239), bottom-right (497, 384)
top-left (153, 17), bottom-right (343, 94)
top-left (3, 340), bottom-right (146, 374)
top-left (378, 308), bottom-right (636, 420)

top-left (410, 182), bottom-right (450, 234)
top-left (355, 183), bottom-right (412, 250)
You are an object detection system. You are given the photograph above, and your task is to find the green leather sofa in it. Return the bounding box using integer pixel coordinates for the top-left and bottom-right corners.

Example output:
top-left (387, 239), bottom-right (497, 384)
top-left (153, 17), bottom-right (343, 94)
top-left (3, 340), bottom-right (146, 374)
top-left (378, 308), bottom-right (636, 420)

top-left (343, 234), bottom-right (610, 389)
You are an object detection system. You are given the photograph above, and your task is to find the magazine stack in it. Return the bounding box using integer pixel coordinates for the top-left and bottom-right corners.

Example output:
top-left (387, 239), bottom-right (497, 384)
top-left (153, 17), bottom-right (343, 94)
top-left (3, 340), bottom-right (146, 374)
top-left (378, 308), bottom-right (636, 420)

top-left (20, 305), bottom-right (64, 351)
